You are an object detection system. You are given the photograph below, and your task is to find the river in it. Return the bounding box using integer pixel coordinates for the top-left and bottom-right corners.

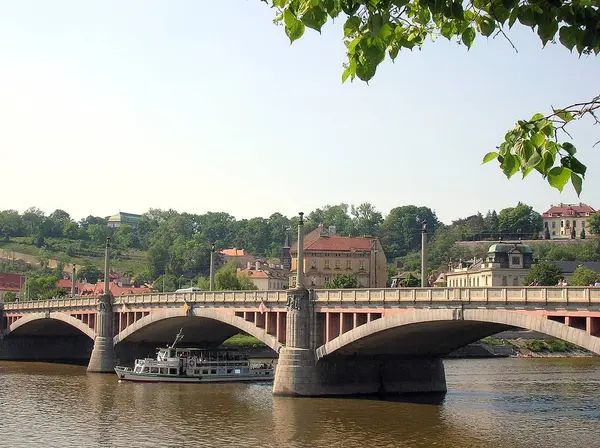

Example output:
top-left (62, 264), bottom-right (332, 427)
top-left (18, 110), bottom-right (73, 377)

top-left (1, 358), bottom-right (599, 447)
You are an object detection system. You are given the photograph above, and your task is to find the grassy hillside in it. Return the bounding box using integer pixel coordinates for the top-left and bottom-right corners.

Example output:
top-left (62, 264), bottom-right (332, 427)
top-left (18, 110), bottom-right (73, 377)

top-left (0, 237), bottom-right (147, 274)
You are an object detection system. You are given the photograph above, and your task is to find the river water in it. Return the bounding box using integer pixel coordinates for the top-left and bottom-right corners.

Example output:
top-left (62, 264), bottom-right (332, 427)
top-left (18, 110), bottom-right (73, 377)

top-left (1, 358), bottom-right (599, 448)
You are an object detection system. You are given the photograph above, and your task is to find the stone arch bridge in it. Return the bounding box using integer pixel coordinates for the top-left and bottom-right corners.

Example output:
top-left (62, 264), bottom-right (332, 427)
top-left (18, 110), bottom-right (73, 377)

top-left (2, 287), bottom-right (599, 396)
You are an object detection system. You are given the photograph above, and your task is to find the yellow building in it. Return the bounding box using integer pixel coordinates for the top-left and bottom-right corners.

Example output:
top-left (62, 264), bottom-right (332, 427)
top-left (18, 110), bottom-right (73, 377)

top-left (237, 261), bottom-right (289, 291)
top-left (445, 243), bottom-right (533, 287)
top-left (289, 225), bottom-right (387, 288)
top-left (541, 203), bottom-right (596, 239)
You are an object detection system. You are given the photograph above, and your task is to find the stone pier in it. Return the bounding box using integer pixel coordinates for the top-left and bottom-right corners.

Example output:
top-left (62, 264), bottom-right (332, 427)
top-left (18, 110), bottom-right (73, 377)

top-left (87, 294), bottom-right (116, 373)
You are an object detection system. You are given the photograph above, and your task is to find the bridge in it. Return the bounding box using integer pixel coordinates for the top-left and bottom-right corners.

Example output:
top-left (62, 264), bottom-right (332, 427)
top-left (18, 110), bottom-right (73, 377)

top-left (2, 286), bottom-right (600, 396)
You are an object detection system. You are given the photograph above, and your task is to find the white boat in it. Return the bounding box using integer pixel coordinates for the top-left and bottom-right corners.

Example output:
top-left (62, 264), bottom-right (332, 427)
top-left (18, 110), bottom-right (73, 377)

top-left (114, 329), bottom-right (275, 383)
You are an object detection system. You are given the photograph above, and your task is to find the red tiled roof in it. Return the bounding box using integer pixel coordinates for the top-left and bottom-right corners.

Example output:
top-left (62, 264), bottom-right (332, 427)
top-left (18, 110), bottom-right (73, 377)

top-left (542, 203), bottom-right (596, 218)
top-left (76, 281), bottom-right (151, 297)
top-left (0, 272), bottom-right (26, 292)
top-left (220, 248), bottom-right (246, 257)
top-left (290, 226), bottom-right (375, 253)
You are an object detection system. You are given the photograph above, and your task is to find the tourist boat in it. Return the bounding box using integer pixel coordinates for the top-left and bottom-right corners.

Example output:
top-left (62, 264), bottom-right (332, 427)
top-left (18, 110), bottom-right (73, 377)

top-left (114, 329), bottom-right (275, 383)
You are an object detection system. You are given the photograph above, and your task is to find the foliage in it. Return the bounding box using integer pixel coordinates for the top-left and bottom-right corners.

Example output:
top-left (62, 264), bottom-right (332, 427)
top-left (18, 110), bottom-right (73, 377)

top-left (77, 264), bottom-right (103, 284)
top-left (23, 274), bottom-right (63, 300)
top-left (497, 202), bottom-right (543, 238)
top-left (386, 263), bottom-right (398, 287)
top-left (399, 272), bottom-right (420, 287)
top-left (221, 333), bottom-right (265, 348)
top-left (263, 1), bottom-right (599, 194)
top-left (523, 262), bottom-right (563, 286)
top-left (379, 205), bottom-right (439, 259)
top-left (526, 339), bottom-right (575, 353)
top-left (325, 274), bottom-right (359, 289)
top-left (535, 241), bottom-right (600, 262)
top-left (153, 274), bottom-right (178, 292)
top-left (214, 260), bottom-right (258, 290)
top-left (2, 291), bottom-right (17, 303)
top-left (570, 265), bottom-right (600, 286)
top-left (589, 214), bottom-right (600, 235)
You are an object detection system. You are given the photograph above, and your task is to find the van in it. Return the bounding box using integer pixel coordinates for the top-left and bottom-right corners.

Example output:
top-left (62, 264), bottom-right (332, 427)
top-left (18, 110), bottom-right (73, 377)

top-left (175, 287), bottom-right (202, 293)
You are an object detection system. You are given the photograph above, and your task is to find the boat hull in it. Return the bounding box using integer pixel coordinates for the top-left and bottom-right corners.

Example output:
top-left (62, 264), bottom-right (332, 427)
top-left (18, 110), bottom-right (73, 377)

top-left (114, 367), bottom-right (274, 383)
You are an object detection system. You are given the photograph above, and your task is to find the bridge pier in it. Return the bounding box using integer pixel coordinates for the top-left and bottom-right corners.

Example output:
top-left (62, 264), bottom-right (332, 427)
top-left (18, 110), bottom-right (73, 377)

top-left (87, 295), bottom-right (116, 373)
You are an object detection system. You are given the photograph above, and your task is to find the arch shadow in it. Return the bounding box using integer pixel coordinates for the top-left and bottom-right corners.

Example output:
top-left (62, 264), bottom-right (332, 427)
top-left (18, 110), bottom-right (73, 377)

top-left (114, 307), bottom-right (282, 353)
top-left (5, 312), bottom-right (96, 340)
top-left (316, 308), bottom-right (600, 359)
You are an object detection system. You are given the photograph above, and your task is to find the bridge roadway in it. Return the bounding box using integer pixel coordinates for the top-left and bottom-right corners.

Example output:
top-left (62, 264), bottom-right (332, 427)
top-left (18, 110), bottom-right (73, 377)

top-left (2, 286), bottom-right (600, 396)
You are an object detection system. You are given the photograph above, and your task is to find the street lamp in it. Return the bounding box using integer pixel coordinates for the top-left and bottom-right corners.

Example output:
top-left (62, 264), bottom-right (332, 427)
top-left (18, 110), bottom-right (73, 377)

top-left (209, 243), bottom-right (216, 291)
top-left (178, 275), bottom-right (185, 289)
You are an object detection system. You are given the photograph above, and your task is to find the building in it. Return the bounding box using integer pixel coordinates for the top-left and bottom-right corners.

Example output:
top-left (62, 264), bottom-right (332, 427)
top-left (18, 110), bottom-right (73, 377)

top-left (106, 212), bottom-right (142, 228)
top-left (445, 242), bottom-right (533, 287)
top-left (77, 281), bottom-right (151, 297)
top-left (237, 261), bottom-right (289, 291)
top-left (0, 272), bottom-right (26, 300)
top-left (289, 224), bottom-right (387, 288)
top-left (541, 203), bottom-right (596, 239)
top-left (220, 248), bottom-right (256, 268)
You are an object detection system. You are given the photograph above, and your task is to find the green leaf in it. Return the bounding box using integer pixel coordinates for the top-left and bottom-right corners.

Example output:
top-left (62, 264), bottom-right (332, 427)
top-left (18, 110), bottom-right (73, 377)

top-left (501, 154), bottom-right (519, 179)
top-left (356, 60), bottom-right (377, 81)
top-left (518, 6), bottom-right (536, 28)
top-left (526, 150), bottom-right (542, 170)
top-left (284, 10), bottom-right (305, 43)
top-left (537, 18), bottom-right (558, 46)
top-left (462, 27), bottom-right (476, 49)
top-left (547, 167), bottom-right (572, 192)
top-left (344, 16), bottom-right (362, 38)
top-left (561, 142), bottom-right (576, 155)
top-left (476, 16), bottom-right (496, 37)
top-left (369, 14), bottom-right (384, 36)
top-left (441, 21), bottom-right (455, 40)
top-left (571, 172), bottom-right (583, 197)
top-left (508, 6), bottom-right (520, 28)
top-left (491, 4), bottom-right (510, 24)
top-left (559, 26), bottom-right (579, 52)
top-left (481, 151), bottom-right (499, 164)
top-left (561, 155), bottom-right (586, 177)
top-left (554, 109), bottom-right (574, 122)
top-left (541, 122), bottom-right (554, 138)
top-left (530, 132), bottom-right (545, 148)
top-left (300, 6), bottom-right (328, 32)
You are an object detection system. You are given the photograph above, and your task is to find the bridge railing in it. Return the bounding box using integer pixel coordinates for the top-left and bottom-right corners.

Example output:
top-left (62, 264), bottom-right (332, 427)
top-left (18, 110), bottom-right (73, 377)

top-left (4, 287), bottom-right (600, 311)
top-left (312, 287), bottom-right (600, 304)
top-left (3, 297), bottom-right (98, 311)
top-left (115, 290), bottom-right (290, 306)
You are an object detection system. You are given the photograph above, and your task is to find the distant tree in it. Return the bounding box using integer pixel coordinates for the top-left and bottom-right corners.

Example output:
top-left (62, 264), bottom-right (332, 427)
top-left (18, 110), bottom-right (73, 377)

top-left (498, 203), bottom-right (542, 238)
top-left (325, 274), bottom-right (358, 289)
top-left (237, 272), bottom-right (258, 290)
top-left (571, 227), bottom-right (576, 239)
top-left (77, 264), bottom-right (103, 284)
top-left (399, 273), bottom-right (420, 288)
top-left (581, 228), bottom-right (586, 240)
top-left (483, 210), bottom-right (499, 237)
top-left (589, 214), bottom-right (600, 236)
top-left (308, 204), bottom-right (354, 236)
top-left (23, 274), bottom-right (62, 300)
top-left (153, 274), bottom-right (178, 292)
top-left (2, 291), bottom-right (17, 303)
top-left (570, 266), bottom-right (600, 286)
top-left (351, 202), bottom-right (383, 237)
top-left (379, 205), bottom-right (439, 259)
top-left (523, 263), bottom-right (562, 287)
top-left (0, 209), bottom-right (25, 240)
top-left (37, 248), bottom-right (50, 270)
top-left (386, 264), bottom-right (398, 287)
top-left (195, 276), bottom-right (210, 290)
top-left (544, 227), bottom-right (551, 240)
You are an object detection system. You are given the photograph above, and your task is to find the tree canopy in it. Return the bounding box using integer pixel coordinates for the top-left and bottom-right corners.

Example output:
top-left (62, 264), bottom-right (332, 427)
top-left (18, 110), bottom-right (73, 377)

top-left (523, 262), bottom-right (563, 286)
top-left (262, 0), bottom-right (598, 195)
top-left (570, 265), bottom-right (600, 286)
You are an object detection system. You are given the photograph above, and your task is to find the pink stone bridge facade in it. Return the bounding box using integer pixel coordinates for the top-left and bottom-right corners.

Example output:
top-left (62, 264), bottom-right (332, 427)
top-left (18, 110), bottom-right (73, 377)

top-left (2, 287), bottom-right (600, 396)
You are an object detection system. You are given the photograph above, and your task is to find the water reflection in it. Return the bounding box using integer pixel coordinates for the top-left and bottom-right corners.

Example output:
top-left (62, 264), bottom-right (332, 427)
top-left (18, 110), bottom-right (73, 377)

top-left (1, 359), bottom-right (599, 448)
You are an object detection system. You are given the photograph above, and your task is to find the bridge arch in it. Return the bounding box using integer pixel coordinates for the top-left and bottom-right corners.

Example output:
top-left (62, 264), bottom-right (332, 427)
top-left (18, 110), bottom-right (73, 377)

top-left (5, 312), bottom-right (96, 340)
top-left (316, 308), bottom-right (600, 360)
top-left (114, 307), bottom-right (282, 353)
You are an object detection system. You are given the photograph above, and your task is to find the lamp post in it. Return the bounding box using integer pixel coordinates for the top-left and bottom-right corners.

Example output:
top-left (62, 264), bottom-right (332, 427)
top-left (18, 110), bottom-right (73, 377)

top-left (296, 213), bottom-right (305, 288)
top-left (71, 264), bottom-right (77, 298)
top-left (103, 237), bottom-right (111, 296)
top-left (421, 221), bottom-right (428, 288)
top-left (209, 243), bottom-right (216, 291)
top-left (178, 275), bottom-right (185, 289)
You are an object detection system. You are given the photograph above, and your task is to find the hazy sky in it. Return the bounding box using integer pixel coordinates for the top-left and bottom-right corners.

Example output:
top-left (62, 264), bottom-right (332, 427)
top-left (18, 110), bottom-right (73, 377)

top-left (1, 1), bottom-right (598, 224)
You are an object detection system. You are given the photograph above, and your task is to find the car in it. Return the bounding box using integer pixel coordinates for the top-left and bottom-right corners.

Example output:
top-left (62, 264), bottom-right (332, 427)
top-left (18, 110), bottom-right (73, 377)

top-left (174, 287), bottom-right (202, 293)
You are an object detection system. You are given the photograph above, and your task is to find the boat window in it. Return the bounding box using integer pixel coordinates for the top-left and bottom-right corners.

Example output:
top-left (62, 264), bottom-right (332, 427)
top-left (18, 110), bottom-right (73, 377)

top-left (150, 367), bottom-right (159, 374)
top-left (203, 369), bottom-right (208, 374)
top-left (243, 368), bottom-right (249, 374)
top-left (235, 369), bottom-right (241, 374)
top-left (160, 368), bottom-right (167, 375)
top-left (194, 369), bottom-right (200, 375)
top-left (143, 367), bottom-right (149, 373)
top-left (211, 369), bottom-right (216, 374)
top-left (169, 368), bottom-right (177, 375)
top-left (227, 369), bottom-right (232, 374)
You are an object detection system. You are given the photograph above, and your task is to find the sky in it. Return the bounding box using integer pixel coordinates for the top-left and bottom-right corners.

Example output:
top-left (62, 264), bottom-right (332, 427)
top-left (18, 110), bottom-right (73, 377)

top-left (0, 1), bottom-right (598, 225)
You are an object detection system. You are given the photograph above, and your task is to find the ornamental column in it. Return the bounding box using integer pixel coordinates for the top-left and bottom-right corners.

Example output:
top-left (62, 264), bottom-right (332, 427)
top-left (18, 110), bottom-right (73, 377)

top-left (87, 238), bottom-right (117, 373)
